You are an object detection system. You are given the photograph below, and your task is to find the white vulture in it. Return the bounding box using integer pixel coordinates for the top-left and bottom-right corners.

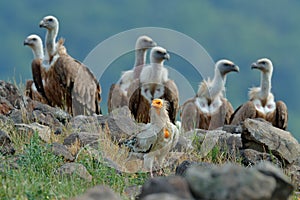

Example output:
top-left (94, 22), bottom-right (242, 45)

top-left (107, 35), bottom-right (157, 113)
top-left (123, 99), bottom-right (179, 177)
top-left (180, 59), bottom-right (239, 132)
top-left (230, 58), bottom-right (288, 130)
top-left (128, 46), bottom-right (179, 124)
top-left (23, 34), bottom-right (48, 103)
top-left (37, 15), bottom-right (101, 116)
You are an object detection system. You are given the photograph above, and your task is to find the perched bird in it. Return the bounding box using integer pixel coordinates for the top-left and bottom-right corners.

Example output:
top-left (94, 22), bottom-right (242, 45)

top-left (230, 58), bottom-right (288, 130)
top-left (128, 46), bottom-right (179, 124)
top-left (23, 34), bottom-right (48, 103)
top-left (107, 36), bottom-right (156, 113)
top-left (123, 99), bottom-right (179, 177)
top-left (181, 59), bottom-right (239, 132)
top-left (37, 15), bottom-right (101, 116)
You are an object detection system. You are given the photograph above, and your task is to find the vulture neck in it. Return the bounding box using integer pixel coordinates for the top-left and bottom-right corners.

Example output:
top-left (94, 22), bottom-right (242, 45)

top-left (208, 69), bottom-right (225, 100)
top-left (32, 45), bottom-right (44, 60)
top-left (133, 48), bottom-right (147, 79)
top-left (259, 71), bottom-right (272, 100)
top-left (45, 27), bottom-right (58, 59)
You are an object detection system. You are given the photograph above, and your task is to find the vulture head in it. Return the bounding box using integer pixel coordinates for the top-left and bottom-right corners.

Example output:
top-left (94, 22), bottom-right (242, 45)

top-left (136, 35), bottom-right (157, 50)
top-left (251, 58), bottom-right (273, 74)
top-left (39, 15), bottom-right (59, 31)
top-left (216, 59), bottom-right (239, 76)
top-left (23, 34), bottom-right (44, 59)
top-left (150, 46), bottom-right (170, 64)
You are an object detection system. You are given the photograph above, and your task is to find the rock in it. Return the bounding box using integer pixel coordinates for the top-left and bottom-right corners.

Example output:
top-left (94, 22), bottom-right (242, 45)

top-left (0, 98), bottom-right (14, 115)
top-left (0, 81), bottom-right (23, 110)
top-left (70, 185), bottom-right (121, 200)
top-left (254, 161), bottom-right (294, 200)
top-left (50, 142), bottom-right (75, 161)
top-left (97, 107), bottom-right (141, 142)
top-left (222, 124), bottom-right (243, 134)
top-left (287, 163), bottom-right (300, 191)
top-left (57, 163), bottom-right (92, 182)
top-left (185, 162), bottom-right (277, 200)
top-left (9, 110), bottom-right (24, 123)
top-left (175, 160), bottom-right (213, 176)
top-left (240, 149), bottom-right (282, 167)
top-left (63, 132), bottom-right (100, 149)
top-left (26, 100), bottom-right (70, 129)
top-left (172, 135), bottom-right (193, 152)
top-left (15, 123), bottom-right (51, 143)
top-left (68, 115), bottom-right (100, 133)
top-left (141, 193), bottom-right (184, 200)
top-left (189, 129), bottom-right (242, 157)
top-left (242, 118), bottom-right (300, 164)
top-left (137, 176), bottom-right (193, 200)
top-left (0, 130), bottom-right (15, 155)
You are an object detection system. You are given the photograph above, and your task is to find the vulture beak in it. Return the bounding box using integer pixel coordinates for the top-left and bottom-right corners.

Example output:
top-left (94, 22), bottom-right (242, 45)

top-left (39, 20), bottom-right (46, 28)
top-left (251, 62), bottom-right (263, 70)
top-left (23, 39), bottom-right (29, 46)
top-left (164, 53), bottom-right (170, 61)
top-left (232, 65), bottom-right (240, 72)
top-left (151, 41), bottom-right (157, 47)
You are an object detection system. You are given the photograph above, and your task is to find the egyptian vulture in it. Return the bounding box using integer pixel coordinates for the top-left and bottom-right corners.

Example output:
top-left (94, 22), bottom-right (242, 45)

top-left (128, 46), bottom-right (179, 124)
top-left (180, 59), bottom-right (239, 132)
top-left (107, 36), bottom-right (156, 113)
top-left (123, 99), bottom-right (179, 177)
top-left (23, 34), bottom-right (48, 103)
top-left (37, 15), bottom-right (101, 116)
top-left (230, 58), bottom-right (288, 130)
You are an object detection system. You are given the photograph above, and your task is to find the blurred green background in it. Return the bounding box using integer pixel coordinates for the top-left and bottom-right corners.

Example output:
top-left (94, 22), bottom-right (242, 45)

top-left (0, 1), bottom-right (299, 140)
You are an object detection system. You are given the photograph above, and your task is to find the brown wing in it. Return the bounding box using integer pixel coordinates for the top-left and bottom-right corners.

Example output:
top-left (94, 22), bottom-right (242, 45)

top-left (230, 101), bottom-right (257, 125)
top-left (180, 98), bottom-right (201, 132)
top-left (107, 83), bottom-right (128, 113)
top-left (162, 80), bottom-right (179, 124)
top-left (72, 63), bottom-right (101, 116)
top-left (209, 98), bottom-right (234, 129)
top-left (128, 79), bottom-right (141, 120)
top-left (31, 59), bottom-right (48, 103)
top-left (266, 101), bottom-right (288, 130)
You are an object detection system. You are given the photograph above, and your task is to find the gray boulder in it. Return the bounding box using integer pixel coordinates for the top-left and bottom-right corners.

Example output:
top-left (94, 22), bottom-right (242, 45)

top-left (70, 185), bottom-right (121, 200)
top-left (242, 119), bottom-right (300, 164)
top-left (185, 162), bottom-right (293, 200)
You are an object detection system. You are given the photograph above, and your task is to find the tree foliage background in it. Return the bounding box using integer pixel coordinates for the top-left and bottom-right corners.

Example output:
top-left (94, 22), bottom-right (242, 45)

top-left (0, 1), bottom-right (299, 140)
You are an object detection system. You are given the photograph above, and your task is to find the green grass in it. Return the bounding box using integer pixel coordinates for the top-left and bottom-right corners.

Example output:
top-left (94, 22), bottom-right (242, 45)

top-left (0, 131), bottom-right (148, 199)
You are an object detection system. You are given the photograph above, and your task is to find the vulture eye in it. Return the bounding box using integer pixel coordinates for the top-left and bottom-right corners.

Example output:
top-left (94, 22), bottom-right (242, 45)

top-left (48, 18), bottom-right (54, 22)
top-left (32, 38), bottom-right (37, 41)
top-left (260, 61), bottom-right (266, 65)
top-left (224, 63), bottom-right (231, 67)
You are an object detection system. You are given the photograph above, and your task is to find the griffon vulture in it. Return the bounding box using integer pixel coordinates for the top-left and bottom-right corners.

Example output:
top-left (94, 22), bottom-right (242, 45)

top-left (38, 15), bottom-right (101, 116)
top-left (23, 34), bottom-right (48, 103)
top-left (123, 99), bottom-right (179, 177)
top-left (181, 59), bottom-right (239, 132)
top-left (230, 58), bottom-right (288, 130)
top-left (128, 46), bottom-right (179, 124)
top-left (107, 36), bottom-right (156, 113)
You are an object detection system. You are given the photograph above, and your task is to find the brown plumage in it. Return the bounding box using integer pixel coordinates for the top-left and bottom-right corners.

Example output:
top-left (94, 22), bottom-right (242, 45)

top-left (128, 46), bottom-right (179, 124)
top-left (34, 15), bottom-right (102, 115)
top-left (181, 59), bottom-right (239, 132)
top-left (107, 36), bottom-right (156, 113)
top-left (230, 58), bottom-right (288, 130)
top-left (23, 34), bottom-right (49, 103)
